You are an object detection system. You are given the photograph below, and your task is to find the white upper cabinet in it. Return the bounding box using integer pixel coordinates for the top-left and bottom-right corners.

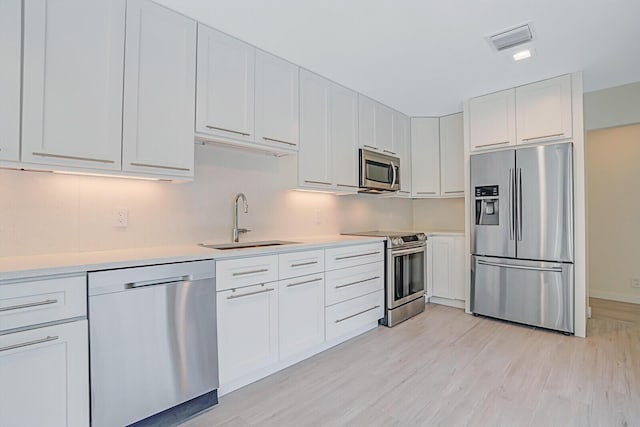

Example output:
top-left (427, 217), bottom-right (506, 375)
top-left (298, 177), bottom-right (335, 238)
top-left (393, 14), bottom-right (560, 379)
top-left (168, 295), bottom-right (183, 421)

top-left (358, 95), bottom-right (394, 154)
top-left (255, 50), bottom-right (299, 150)
top-left (0, 0), bottom-right (21, 162)
top-left (299, 70), bottom-right (332, 188)
top-left (196, 25), bottom-right (255, 144)
top-left (516, 74), bottom-right (572, 145)
top-left (393, 111), bottom-right (412, 195)
top-left (122, 0), bottom-right (196, 179)
top-left (21, 0), bottom-right (125, 170)
top-left (331, 83), bottom-right (359, 191)
top-left (411, 117), bottom-right (440, 197)
top-left (469, 88), bottom-right (516, 152)
top-left (439, 113), bottom-right (464, 196)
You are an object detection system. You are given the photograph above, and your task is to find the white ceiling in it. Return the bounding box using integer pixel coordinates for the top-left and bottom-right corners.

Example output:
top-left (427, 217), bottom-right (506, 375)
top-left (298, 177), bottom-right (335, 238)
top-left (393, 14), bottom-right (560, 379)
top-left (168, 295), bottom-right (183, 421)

top-left (156, 0), bottom-right (640, 116)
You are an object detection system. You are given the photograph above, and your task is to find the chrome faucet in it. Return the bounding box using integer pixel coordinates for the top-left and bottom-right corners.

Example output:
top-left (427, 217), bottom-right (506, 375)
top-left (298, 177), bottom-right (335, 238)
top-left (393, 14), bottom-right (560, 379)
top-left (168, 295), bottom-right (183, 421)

top-left (233, 193), bottom-right (251, 242)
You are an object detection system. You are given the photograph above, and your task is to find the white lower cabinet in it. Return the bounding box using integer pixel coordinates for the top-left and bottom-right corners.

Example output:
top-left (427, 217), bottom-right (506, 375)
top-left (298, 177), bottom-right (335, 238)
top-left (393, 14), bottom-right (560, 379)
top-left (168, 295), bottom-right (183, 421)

top-left (278, 273), bottom-right (325, 359)
top-left (325, 290), bottom-right (384, 341)
top-left (216, 282), bottom-right (279, 385)
top-left (429, 235), bottom-right (465, 303)
top-left (0, 320), bottom-right (89, 427)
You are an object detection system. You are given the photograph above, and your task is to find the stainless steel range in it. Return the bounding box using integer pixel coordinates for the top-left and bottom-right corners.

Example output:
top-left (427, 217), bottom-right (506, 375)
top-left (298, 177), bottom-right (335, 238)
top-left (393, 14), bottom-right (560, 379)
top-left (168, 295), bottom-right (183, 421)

top-left (343, 231), bottom-right (426, 326)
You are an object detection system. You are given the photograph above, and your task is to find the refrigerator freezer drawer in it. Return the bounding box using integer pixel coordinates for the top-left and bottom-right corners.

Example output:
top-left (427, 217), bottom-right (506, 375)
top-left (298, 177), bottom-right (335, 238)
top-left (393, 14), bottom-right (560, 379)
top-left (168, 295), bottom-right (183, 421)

top-left (471, 256), bottom-right (574, 333)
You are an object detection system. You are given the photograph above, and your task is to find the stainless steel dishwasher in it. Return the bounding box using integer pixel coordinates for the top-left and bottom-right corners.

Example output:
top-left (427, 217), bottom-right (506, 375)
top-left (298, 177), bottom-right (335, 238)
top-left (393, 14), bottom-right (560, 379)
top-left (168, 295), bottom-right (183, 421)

top-left (88, 260), bottom-right (217, 427)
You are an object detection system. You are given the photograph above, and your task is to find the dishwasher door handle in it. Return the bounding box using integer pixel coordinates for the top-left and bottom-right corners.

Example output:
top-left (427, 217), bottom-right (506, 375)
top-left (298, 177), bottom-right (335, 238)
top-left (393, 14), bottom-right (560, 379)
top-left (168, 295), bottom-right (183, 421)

top-left (126, 275), bottom-right (192, 289)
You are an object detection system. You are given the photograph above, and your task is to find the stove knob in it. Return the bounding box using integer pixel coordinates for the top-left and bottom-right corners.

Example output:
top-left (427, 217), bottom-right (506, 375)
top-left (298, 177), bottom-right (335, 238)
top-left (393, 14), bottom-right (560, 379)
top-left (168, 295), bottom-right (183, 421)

top-left (391, 237), bottom-right (403, 246)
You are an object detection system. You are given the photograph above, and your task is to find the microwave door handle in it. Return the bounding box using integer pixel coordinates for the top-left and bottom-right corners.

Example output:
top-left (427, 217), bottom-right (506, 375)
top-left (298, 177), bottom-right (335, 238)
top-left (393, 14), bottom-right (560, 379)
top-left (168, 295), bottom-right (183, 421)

top-left (390, 161), bottom-right (397, 188)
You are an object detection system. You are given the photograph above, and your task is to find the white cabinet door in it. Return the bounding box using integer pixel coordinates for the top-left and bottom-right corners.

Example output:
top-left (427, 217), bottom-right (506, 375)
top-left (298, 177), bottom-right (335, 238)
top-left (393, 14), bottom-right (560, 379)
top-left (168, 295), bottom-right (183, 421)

top-left (278, 273), bottom-right (325, 359)
top-left (469, 89), bottom-right (516, 152)
top-left (122, 0), bottom-right (196, 179)
top-left (255, 50), bottom-right (299, 150)
top-left (439, 113), bottom-right (464, 196)
top-left (217, 283), bottom-right (279, 385)
top-left (393, 111), bottom-right (412, 196)
top-left (451, 235), bottom-right (465, 300)
top-left (196, 25), bottom-right (255, 143)
top-left (21, 0), bottom-right (125, 170)
top-left (299, 70), bottom-right (332, 189)
top-left (0, 320), bottom-right (89, 427)
top-left (431, 237), bottom-right (451, 298)
top-left (0, 0), bottom-right (21, 162)
top-left (358, 95), bottom-right (394, 154)
top-left (411, 117), bottom-right (440, 197)
top-left (516, 74), bottom-right (572, 145)
top-left (331, 83), bottom-right (359, 191)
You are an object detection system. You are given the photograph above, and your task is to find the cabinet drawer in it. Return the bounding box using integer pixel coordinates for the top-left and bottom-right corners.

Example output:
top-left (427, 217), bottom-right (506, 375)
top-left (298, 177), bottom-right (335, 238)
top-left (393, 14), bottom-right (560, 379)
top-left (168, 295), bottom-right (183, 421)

top-left (216, 255), bottom-right (278, 291)
top-left (325, 262), bottom-right (384, 306)
top-left (325, 242), bottom-right (384, 271)
top-left (325, 290), bottom-right (383, 341)
top-left (279, 249), bottom-right (324, 280)
top-left (0, 274), bottom-right (86, 332)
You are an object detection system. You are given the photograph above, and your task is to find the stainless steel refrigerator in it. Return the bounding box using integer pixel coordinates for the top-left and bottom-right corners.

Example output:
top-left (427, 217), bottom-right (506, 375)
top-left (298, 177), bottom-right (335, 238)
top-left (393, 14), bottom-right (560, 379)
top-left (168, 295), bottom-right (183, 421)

top-left (470, 142), bottom-right (574, 333)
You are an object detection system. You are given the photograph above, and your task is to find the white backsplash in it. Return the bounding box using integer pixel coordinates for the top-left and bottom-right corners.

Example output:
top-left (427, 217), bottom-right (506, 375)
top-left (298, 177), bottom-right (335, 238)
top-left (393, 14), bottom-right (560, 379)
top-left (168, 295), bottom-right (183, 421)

top-left (0, 145), bottom-right (417, 257)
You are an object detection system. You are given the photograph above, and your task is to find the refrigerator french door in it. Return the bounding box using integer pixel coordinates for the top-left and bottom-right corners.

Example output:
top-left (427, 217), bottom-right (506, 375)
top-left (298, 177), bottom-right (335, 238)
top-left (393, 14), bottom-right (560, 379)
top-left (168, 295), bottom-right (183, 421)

top-left (470, 143), bottom-right (574, 333)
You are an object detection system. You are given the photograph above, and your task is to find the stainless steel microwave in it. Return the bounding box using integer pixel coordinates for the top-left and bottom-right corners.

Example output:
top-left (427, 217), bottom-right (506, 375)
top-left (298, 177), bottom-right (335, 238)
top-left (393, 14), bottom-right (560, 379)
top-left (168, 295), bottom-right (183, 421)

top-left (359, 149), bottom-right (400, 192)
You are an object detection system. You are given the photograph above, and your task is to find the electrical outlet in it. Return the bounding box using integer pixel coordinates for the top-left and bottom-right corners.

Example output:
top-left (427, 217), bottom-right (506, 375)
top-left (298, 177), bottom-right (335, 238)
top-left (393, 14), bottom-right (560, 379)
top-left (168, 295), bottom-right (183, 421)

top-left (631, 277), bottom-right (640, 288)
top-left (114, 208), bottom-right (129, 228)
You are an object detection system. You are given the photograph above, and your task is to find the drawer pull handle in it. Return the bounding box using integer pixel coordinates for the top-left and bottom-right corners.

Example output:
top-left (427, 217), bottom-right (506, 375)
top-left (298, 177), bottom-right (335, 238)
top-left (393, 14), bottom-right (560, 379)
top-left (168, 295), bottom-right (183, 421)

top-left (32, 152), bottom-right (115, 164)
top-left (335, 276), bottom-right (380, 289)
top-left (335, 305), bottom-right (380, 323)
top-left (232, 268), bottom-right (269, 277)
top-left (287, 277), bottom-right (322, 288)
top-left (522, 133), bottom-right (564, 142)
top-left (304, 180), bottom-right (332, 186)
top-left (0, 335), bottom-right (59, 352)
top-left (206, 125), bottom-right (250, 137)
top-left (475, 140), bottom-right (510, 148)
top-left (290, 261), bottom-right (318, 268)
top-left (335, 251), bottom-right (380, 261)
top-left (262, 136), bottom-right (296, 146)
top-left (130, 162), bottom-right (190, 172)
top-left (0, 299), bottom-right (58, 312)
top-left (227, 287), bottom-right (274, 300)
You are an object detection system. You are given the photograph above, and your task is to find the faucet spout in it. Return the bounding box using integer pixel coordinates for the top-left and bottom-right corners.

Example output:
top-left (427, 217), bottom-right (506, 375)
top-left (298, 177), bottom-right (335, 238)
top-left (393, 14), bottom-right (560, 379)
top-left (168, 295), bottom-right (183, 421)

top-left (233, 193), bottom-right (250, 242)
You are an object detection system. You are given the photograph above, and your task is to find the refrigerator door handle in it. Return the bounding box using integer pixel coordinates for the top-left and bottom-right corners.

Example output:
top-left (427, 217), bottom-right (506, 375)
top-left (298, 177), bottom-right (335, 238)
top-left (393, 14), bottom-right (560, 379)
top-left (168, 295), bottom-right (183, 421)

top-left (516, 167), bottom-right (523, 241)
top-left (477, 260), bottom-right (563, 273)
top-left (509, 168), bottom-right (514, 241)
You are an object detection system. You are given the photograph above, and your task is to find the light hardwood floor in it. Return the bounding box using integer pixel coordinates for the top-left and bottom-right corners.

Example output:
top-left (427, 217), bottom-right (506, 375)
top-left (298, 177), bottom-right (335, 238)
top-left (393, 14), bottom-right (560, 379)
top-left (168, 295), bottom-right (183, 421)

top-left (184, 301), bottom-right (640, 427)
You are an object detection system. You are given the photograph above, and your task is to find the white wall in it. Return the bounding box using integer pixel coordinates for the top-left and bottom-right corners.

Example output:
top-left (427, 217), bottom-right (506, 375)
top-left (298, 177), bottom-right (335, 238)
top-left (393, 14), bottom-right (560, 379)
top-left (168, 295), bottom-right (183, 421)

top-left (587, 124), bottom-right (640, 304)
top-left (412, 198), bottom-right (465, 232)
top-left (0, 145), bottom-right (413, 257)
top-left (584, 81), bottom-right (640, 131)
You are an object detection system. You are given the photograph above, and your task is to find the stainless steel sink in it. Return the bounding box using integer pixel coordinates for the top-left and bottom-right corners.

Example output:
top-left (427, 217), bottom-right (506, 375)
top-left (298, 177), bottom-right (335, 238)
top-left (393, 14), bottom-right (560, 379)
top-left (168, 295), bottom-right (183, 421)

top-left (200, 240), bottom-right (299, 250)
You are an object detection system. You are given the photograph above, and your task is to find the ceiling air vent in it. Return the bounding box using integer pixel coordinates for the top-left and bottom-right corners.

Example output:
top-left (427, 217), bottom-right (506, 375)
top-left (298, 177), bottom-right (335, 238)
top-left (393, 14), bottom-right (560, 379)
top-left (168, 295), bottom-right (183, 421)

top-left (488, 24), bottom-right (533, 51)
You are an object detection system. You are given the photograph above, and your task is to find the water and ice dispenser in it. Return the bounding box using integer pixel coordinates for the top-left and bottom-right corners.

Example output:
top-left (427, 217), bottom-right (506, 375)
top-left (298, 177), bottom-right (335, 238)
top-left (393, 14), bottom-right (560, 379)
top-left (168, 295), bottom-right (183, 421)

top-left (475, 185), bottom-right (499, 226)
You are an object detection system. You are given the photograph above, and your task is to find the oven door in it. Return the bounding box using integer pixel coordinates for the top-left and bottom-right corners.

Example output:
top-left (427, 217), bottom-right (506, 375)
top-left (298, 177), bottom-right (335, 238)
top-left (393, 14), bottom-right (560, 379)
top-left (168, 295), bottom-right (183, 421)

top-left (387, 245), bottom-right (426, 309)
top-left (360, 149), bottom-right (400, 191)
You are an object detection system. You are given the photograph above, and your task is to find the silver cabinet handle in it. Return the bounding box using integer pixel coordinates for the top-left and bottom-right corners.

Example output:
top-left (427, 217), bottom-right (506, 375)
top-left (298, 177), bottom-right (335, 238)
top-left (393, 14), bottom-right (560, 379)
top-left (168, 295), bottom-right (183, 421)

top-left (227, 287), bottom-right (274, 299)
top-left (444, 191), bottom-right (463, 194)
top-left (287, 277), bottom-right (322, 288)
top-left (475, 140), bottom-right (510, 148)
top-left (304, 180), bottom-right (332, 186)
top-left (126, 275), bottom-right (191, 288)
top-left (130, 162), bottom-right (190, 172)
top-left (335, 305), bottom-right (380, 323)
top-left (336, 184), bottom-right (358, 188)
top-left (522, 133), bottom-right (563, 142)
top-left (205, 125), bottom-right (250, 137)
top-left (363, 145), bottom-right (378, 151)
top-left (262, 136), bottom-right (296, 146)
top-left (477, 260), bottom-right (562, 272)
top-left (290, 261), bottom-right (318, 268)
top-left (415, 191), bottom-right (437, 195)
top-left (335, 251), bottom-right (380, 261)
top-left (335, 276), bottom-right (380, 289)
top-left (0, 299), bottom-right (58, 312)
top-left (32, 152), bottom-right (115, 164)
top-left (0, 335), bottom-right (59, 352)
top-left (232, 268), bottom-right (269, 277)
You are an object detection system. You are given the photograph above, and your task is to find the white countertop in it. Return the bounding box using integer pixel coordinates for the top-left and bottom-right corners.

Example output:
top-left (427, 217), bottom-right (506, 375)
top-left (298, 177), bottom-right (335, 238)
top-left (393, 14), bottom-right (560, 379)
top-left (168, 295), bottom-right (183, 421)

top-left (0, 235), bottom-right (385, 281)
top-left (421, 229), bottom-right (465, 236)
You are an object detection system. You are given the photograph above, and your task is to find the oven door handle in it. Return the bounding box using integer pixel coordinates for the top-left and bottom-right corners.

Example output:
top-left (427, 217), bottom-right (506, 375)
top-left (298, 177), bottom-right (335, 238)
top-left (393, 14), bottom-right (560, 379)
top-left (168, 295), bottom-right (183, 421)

top-left (391, 246), bottom-right (426, 256)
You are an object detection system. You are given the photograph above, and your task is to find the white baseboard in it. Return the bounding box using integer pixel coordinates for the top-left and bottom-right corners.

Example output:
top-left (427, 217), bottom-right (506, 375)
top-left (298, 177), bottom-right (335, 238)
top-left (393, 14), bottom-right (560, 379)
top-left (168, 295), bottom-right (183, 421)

top-left (589, 289), bottom-right (640, 304)
top-left (428, 296), bottom-right (465, 309)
